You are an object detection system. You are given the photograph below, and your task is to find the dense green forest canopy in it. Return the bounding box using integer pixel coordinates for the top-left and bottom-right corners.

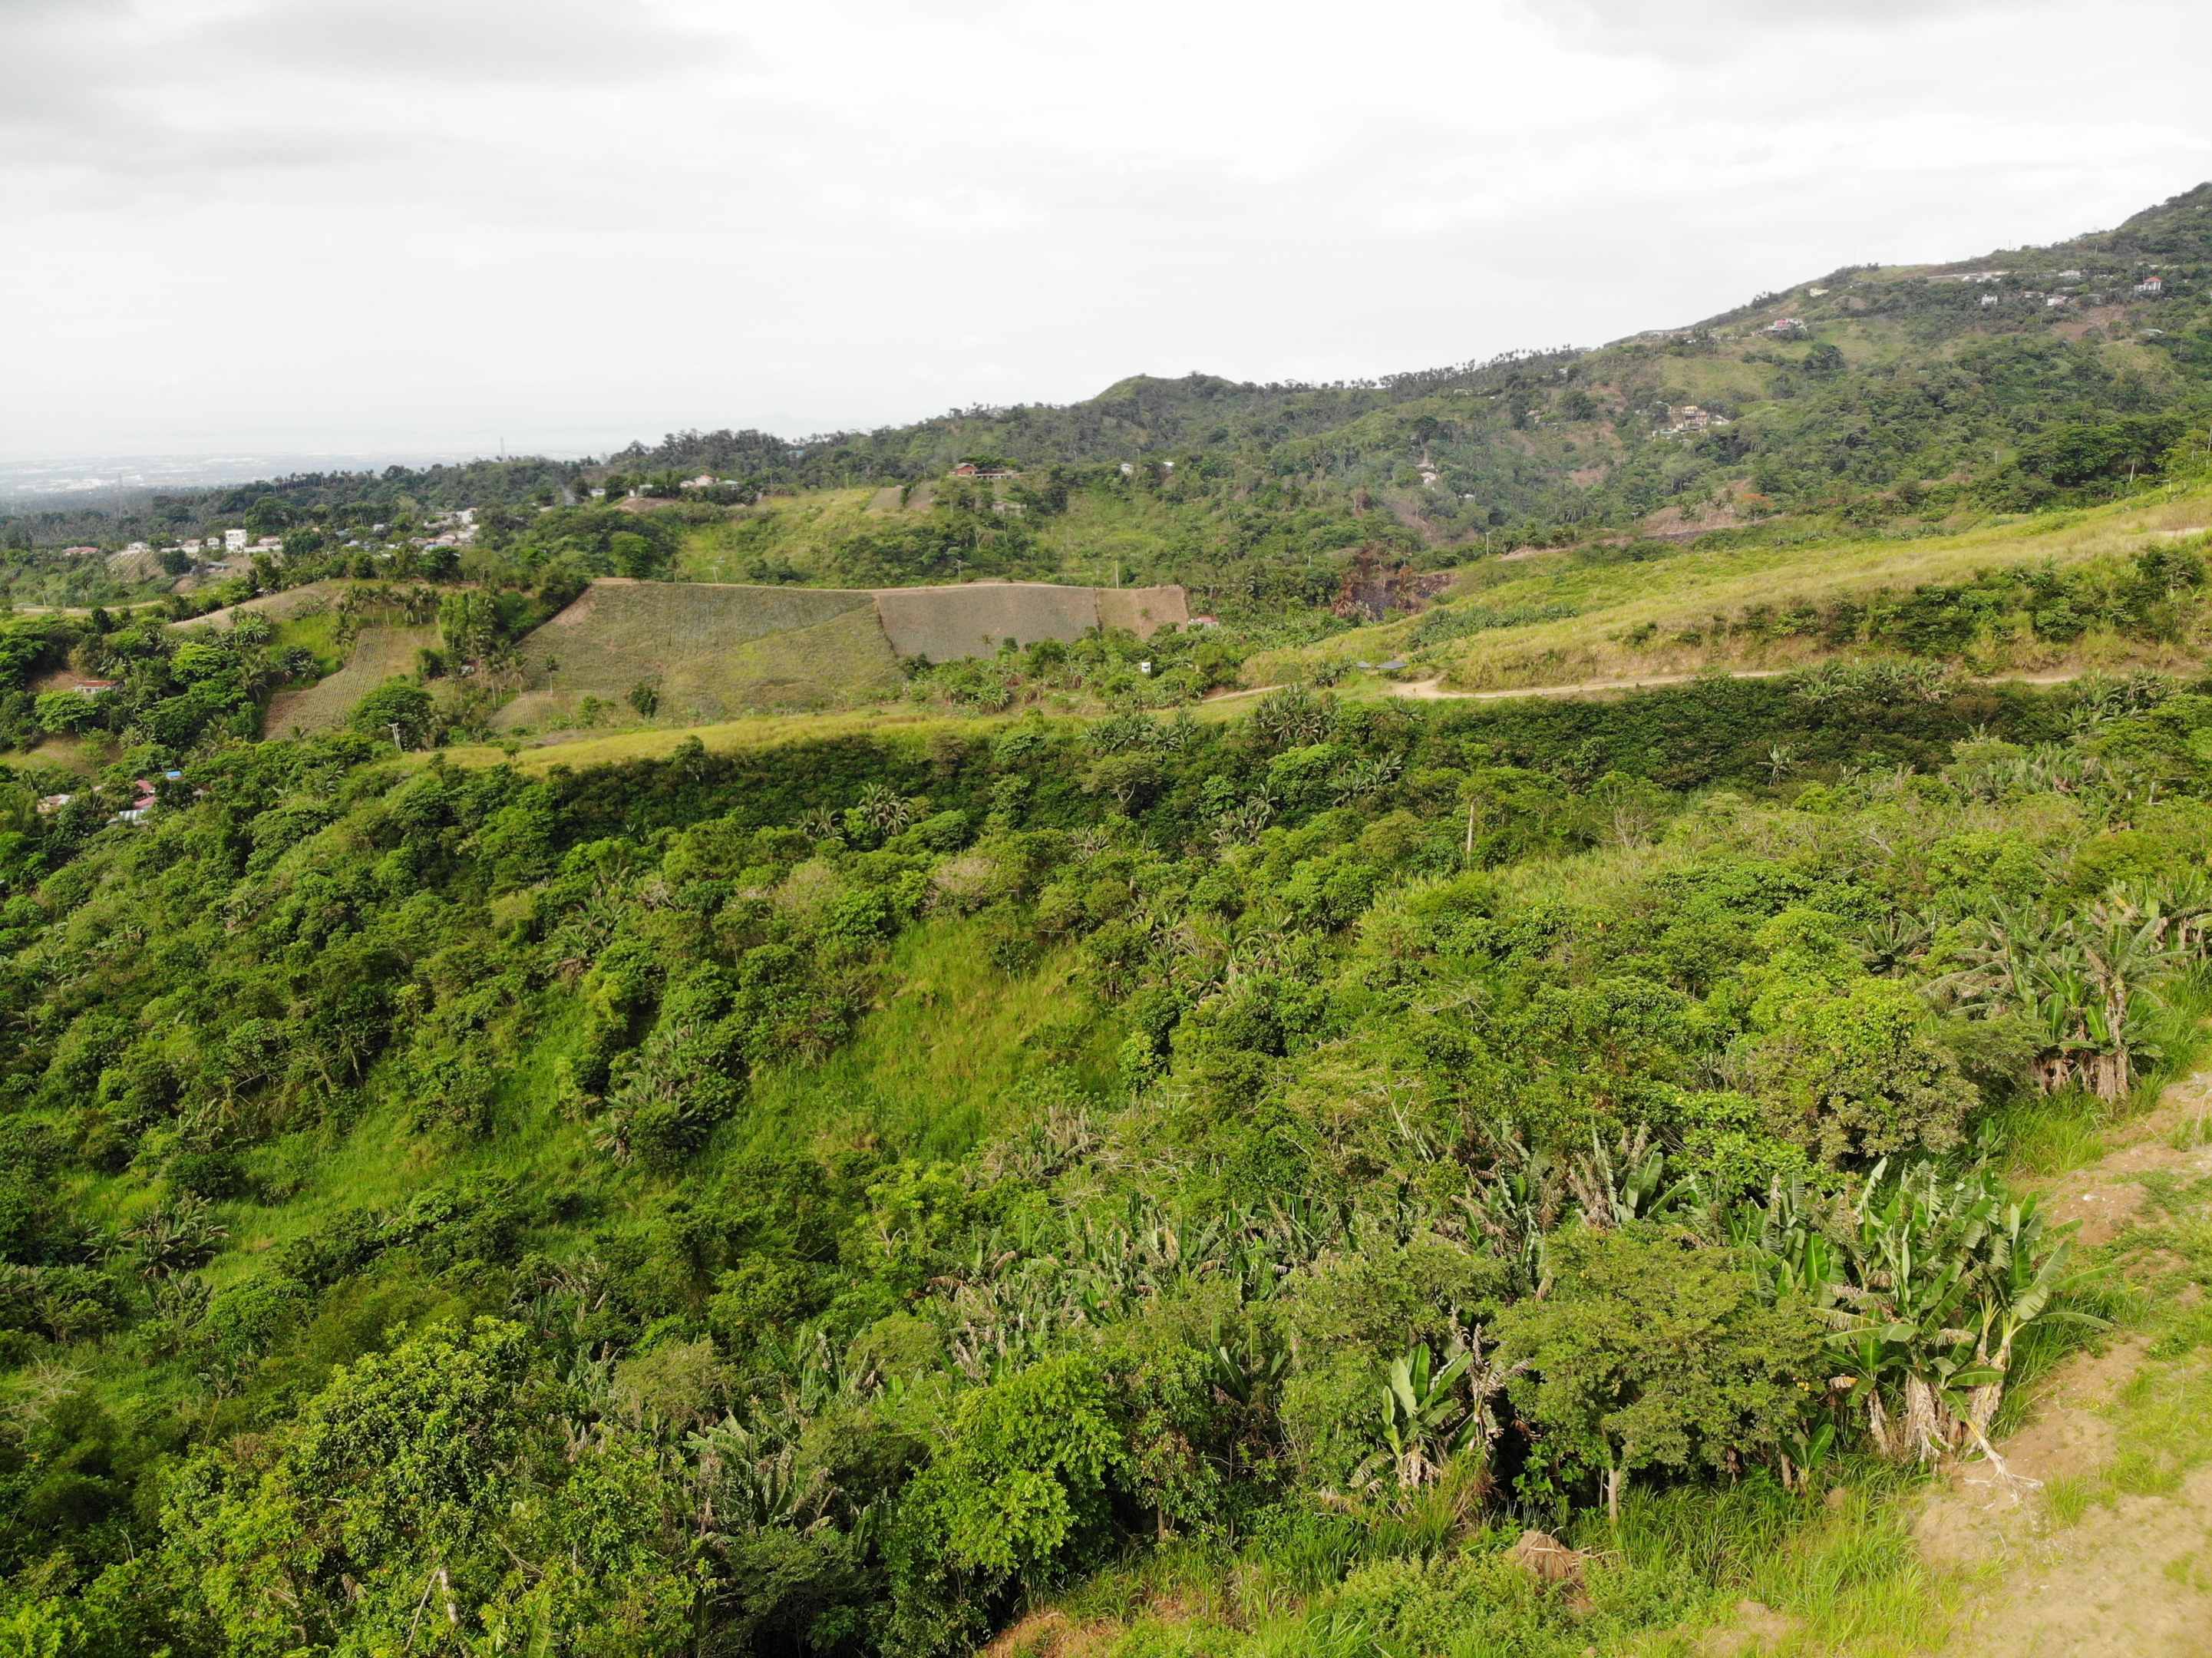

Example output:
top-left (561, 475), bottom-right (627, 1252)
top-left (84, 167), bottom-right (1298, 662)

top-left (1, 659), bottom-right (2210, 1653)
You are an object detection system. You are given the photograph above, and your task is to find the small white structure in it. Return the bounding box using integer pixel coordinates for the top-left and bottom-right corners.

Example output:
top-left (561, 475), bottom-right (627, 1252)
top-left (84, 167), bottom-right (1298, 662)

top-left (2136, 276), bottom-right (2165, 295)
top-left (225, 528), bottom-right (249, 552)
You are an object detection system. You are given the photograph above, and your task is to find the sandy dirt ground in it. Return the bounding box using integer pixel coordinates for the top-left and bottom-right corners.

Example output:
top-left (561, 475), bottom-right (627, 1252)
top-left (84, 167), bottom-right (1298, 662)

top-left (1914, 1081), bottom-right (2212, 1657)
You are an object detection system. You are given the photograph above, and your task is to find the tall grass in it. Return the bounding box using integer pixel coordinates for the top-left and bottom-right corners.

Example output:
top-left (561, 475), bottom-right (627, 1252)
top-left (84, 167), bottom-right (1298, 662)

top-left (1005, 1466), bottom-right (1959, 1658)
top-left (737, 923), bottom-right (1118, 1163)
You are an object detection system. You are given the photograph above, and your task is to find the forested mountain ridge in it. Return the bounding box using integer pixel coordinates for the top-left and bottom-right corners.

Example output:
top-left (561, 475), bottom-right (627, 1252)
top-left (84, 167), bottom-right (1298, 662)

top-left (8, 183), bottom-right (2208, 578)
top-left (619, 180), bottom-right (2212, 543)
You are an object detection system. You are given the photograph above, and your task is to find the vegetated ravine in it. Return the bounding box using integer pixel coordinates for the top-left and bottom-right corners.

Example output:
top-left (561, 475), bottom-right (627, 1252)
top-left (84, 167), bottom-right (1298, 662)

top-left (2, 183), bottom-right (2212, 1658)
top-left (5, 663), bottom-right (2212, 1654)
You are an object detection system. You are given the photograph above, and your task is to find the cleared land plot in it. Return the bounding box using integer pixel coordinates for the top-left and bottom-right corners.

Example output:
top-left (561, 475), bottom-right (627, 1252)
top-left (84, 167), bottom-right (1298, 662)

top-left (435, 707), bottom-right (1052, 775)
top-left (497, 580), bottom-right (896, 728)
top-left (173, 580), bottom-right (353, 632)
top-left (873, 582), bottom-right (1186, 661)
top-left (264, 624), bottom-right (440, 735)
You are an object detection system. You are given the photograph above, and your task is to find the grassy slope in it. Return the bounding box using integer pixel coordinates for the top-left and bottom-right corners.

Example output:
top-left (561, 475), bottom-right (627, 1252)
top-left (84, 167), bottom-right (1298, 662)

top-left (677, 489), bottom-right (887, 583)
top-left (38, 675), bottom-right (2212, 1656)
top-left (1250, 481), bottom-right (2212, 694)
top-left (741, 923), bottom-right (1121, 1166)
top-left (673, 484), bottom-right (1217, 593)
top-left (67, 917), bottom-right (1114, 1344)
top-left (264, 623), bottom-right (439, 736)
top-left (496, 581), bottom-right (899, 730)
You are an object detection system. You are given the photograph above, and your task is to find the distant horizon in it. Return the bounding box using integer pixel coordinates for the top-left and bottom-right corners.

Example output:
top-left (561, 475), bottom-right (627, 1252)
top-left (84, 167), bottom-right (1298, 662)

top-left (9, 0), bottom-right (2209, 460)
top-left (0, 441), bottom-right (627, 503)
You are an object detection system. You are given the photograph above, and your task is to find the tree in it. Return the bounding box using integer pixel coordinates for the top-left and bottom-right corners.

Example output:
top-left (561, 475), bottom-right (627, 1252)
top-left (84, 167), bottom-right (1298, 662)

top-left (33, 689), bottom-right (98, 735)
top-left (890, 1354), bottom-right (1130, 1653)
top-left (163, 1318), bottom-right (693, 1656)
top-left (437, 590), bottom-right (497, 664)
top-left (612, 531), bottom-right (664, 579)
top-left (1492, 1227), bottom-right (1821, 1521)
top-left (349, 678), bottom-right (434, 748)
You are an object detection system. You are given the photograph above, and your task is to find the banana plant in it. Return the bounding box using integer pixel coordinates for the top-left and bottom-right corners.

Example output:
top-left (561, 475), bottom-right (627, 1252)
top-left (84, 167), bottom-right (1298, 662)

top-left (1817, 1163), bottom-right (2105, 1468)
top-left (1466, 1134), bottom-right (1563, 1296)
top-left (1207, 1326), bottom-right (1290, 1409)
top-left (1349, 1341), bottom-right (1505, 1500)
top-left (1563, 1126), bottom-right (1701, 1232)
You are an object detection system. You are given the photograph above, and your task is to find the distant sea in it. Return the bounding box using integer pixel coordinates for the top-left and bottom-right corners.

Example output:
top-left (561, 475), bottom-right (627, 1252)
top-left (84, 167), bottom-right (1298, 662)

top-left (0, 442), bottom-right (621, 504)
top-left (0, 452), bottom-right (472, 503)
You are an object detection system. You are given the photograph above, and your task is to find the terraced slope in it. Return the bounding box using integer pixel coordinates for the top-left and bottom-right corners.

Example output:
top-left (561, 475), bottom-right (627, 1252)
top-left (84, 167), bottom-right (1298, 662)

top-left (873, 580), bottom-right (1184, 661)
top-left (264, 623), bottom-right (439, 735)
top-left (498, 580), bottom-right (892, 726)
top-left (495, 578), bottom-right (1189, 729)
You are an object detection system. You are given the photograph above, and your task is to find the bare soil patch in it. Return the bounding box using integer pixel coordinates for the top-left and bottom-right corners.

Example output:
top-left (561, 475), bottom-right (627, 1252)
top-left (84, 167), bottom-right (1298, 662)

top-left (1918, 1070), bottom-right (2212, 1656)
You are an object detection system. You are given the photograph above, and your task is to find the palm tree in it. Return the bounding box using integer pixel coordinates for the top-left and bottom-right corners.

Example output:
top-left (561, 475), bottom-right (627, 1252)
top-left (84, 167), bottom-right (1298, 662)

top-left (855, 783), bottom-right (913, 837)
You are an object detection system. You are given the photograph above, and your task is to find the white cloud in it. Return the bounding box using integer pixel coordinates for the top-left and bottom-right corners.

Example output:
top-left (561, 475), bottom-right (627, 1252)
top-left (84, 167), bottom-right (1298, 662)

top-left (1, 0), bottom-right (2207, 461)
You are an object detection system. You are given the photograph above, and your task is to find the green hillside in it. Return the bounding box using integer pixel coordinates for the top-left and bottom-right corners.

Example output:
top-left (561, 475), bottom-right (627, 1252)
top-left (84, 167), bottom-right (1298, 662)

top-left (6, 187), bottom-right (2212, 1658)
top-left (7, 669), bottom-right (2212, 1656)
top-left (1251, 481), bottom-right (2212, 694)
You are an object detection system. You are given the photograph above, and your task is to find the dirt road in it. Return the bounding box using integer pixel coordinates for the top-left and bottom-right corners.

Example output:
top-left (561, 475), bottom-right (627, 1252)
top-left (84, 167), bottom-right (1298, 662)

top-left (1386, 666), bottom-right (2108, 703)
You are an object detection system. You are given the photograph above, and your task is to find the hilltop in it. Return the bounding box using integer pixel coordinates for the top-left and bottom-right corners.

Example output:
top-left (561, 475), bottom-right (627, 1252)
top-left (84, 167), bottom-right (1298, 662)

top-left (8, 183), bottom-right (2207, 596)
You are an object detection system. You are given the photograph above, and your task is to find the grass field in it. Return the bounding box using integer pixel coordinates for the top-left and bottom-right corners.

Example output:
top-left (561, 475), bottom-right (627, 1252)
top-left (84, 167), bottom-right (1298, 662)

top-left (1248, 482), bottom-right (2212, 694)
top-left (497, 580), bottom-right (898, 730)
top-left (437, 705), bottom-right (1049, 773)
top-left (264, 623), bottom-right (439, 736)
top-left (170, 578), bottom-right (354, 632)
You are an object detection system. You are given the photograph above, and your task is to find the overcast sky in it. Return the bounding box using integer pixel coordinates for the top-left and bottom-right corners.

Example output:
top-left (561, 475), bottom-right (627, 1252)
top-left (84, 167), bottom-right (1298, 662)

top-left (5, 0), bottom-right (2210, 465)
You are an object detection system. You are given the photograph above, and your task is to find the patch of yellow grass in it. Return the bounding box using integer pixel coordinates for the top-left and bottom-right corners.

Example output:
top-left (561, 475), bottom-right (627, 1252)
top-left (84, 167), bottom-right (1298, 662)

top-left (433, 706), bottom-right (1055, 773)
top-left (1249, 484), bottom-right (2212, 692)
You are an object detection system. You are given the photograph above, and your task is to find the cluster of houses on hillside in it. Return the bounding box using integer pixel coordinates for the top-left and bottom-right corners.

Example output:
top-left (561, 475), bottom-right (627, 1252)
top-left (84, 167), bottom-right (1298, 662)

top-left (419, 508), bottom-right (477, 549)
top-left (1654, 405), bottom-right (1732, 438)
top-left (38, 771), bottom-right (186, 825)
